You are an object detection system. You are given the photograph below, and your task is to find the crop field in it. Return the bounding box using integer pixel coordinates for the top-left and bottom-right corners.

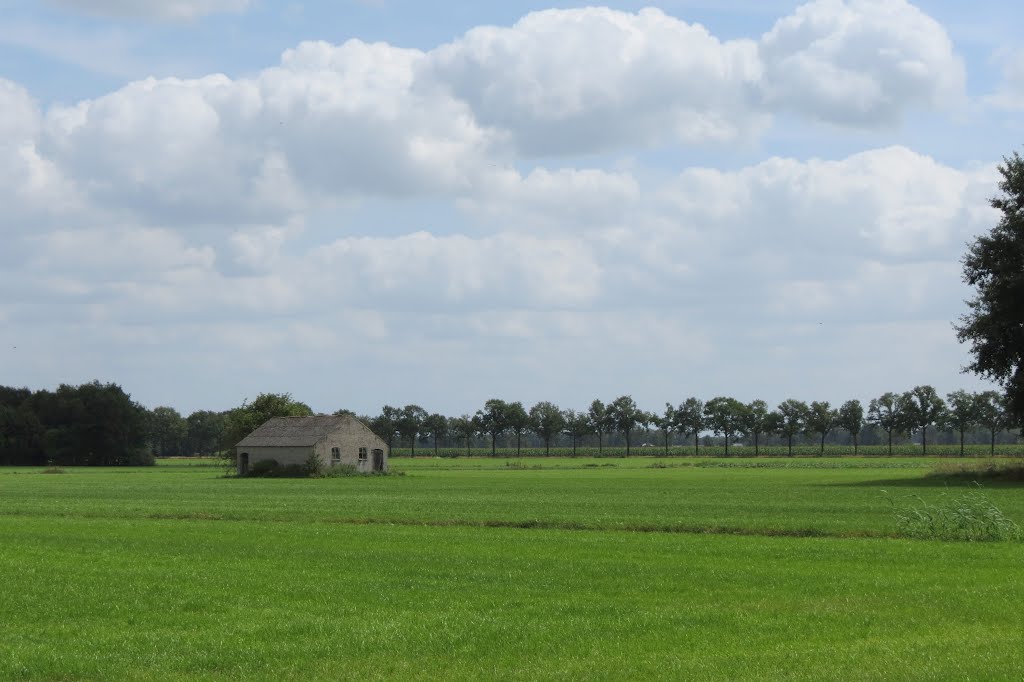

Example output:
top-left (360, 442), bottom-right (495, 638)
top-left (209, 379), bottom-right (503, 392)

top-left (2, 457), bottom-right (1023, 680)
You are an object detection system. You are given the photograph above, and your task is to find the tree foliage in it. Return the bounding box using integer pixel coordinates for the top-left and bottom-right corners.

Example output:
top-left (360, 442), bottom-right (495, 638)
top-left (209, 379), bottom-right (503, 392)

top-left (506, 401), bottom-right (531, 455)
top-left (529, 401), bottom-right (566, 455)
top-left (476, 399), bottom-right (510, 456)
top-left (897, 386), bottom-right (945, 455)
top-left (606, 395), bottom-right (642, 456)
top-left (805, 401), bottom-right (837, 456)
top-left (943, 390), bottom-right (979, 457)
top-left (835, 400), bottom-right (864, 455)
top-left (225, 393), bottom-right (314, 459)
top-left (776, 399), bottom-right (808, 456)
top-left (397, 405), bottom-right (428, 457)
top-left (0, 382), bottom-right (149, 466)
top-left (675, 398), bottom-right (705, 455)
top-left (703, 397), bottom-right (746, 456)
top-left (956, 151), bottom-right (1024, 425)
top-left (740, 399), bottom-right (779, 456)
top-left (867, 392), bottom-right (902, 455)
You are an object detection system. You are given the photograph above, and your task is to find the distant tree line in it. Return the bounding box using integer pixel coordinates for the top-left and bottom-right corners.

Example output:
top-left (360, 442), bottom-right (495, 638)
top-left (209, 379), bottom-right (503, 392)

top-left (0, 382), bottom-right (151, 466)
top-left (0, 381), bottom-right (232, 466)
top-left (360, 387), bottom-right (1017, 458)
top-left (1, 382), bottom-right (1018, 466)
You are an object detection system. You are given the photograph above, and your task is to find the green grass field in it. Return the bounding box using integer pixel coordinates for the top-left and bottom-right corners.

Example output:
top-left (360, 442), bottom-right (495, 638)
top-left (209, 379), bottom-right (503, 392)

top-left (2, 458), bottom-right (1023, 680)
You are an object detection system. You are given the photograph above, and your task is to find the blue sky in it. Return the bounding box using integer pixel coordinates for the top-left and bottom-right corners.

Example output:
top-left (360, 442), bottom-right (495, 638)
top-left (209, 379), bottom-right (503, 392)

top-left (1, 0), bottom-right (1022, 416)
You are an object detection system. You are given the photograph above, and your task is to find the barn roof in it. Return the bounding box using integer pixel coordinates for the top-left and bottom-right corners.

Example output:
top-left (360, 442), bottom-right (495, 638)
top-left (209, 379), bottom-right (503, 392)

top-left (236, 415), bottom-right (356, 448)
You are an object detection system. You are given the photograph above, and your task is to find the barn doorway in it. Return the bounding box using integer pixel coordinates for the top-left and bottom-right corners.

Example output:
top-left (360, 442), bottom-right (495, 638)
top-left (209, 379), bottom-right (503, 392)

top-left (239, 452), bottom-right (249, 476)
top-left (372, 449), bottom-right (384, 472)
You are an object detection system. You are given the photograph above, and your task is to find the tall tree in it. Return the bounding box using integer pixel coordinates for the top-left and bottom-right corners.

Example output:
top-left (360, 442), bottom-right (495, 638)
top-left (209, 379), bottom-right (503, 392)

top-left (422, 413), bottom-right (449, 457)
top-left (397, 405), bottom-right (428, 457)
top-left (186, 410), bottom-right (225, 457)
top-left (955, 150), bottom-right (1024, 425)
top-left (529, 401), bottom-right (566, 456)
top-left (740, 399), bottom-right (776, 457)
top-left (654, 403), bottom-right (676, 455)
top-left (506, 401), bottom-right (531, 456)
top-left (804, 401), bottom-right (836, 456)
top-left (607, 395), bottom-right (642, 457)
top-left (867, 392), bottom-right (902, 455)
top-left (776, 399), bottom-right (808, 456)
top-left (476, 399), bottom-right (509, 456)
top-left (369, 405), bottom-right (402, 451)
top-left (975, 391), bottom-right (1008, 456)
top-left (703, 397), bottom-right (747, 456)
top-left (450, 415), bottom-right (477, 457)
top-left (675, 398), bottom-right (705, 456)
top-left (898, 386), bottom-right (946, 455)
top-left (943, 390), bottom-right (979, 457)
top-left (587, 399), bottom-right (610, 454)
top-left (835, 400), bottom-right (864, 455)
top-left (562, 409), bottom-right (589, 457)
top-left (149, 406), bottom-right (187, 457)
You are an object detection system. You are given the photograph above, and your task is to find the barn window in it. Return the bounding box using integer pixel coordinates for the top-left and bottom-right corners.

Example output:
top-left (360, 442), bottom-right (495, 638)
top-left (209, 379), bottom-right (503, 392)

top-left (358, 447), bottom-right (368, 461)
top-left (330, 447), bottom-right (341, 464)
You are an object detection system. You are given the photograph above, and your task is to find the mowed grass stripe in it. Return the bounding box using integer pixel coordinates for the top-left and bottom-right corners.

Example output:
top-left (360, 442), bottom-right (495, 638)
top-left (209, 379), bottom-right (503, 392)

top-left (1, 517), bottom-right (1023, 681)
top-left (2, 458), bottom-right (1023, 537)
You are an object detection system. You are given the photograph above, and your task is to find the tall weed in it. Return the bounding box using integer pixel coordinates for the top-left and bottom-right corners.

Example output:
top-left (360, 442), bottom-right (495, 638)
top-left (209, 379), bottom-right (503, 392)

top-left (885, 486), bottom-right (1023, 542)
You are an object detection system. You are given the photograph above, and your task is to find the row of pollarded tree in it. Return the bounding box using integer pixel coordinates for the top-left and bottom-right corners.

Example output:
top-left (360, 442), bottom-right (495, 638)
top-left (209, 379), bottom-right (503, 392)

top-left (365, 387), bottom-right (1012, 457)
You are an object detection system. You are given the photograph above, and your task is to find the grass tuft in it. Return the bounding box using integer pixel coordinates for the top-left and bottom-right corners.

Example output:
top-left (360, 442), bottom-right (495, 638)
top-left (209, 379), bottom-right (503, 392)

top-left (885, 486), bottom-right (1024, 542)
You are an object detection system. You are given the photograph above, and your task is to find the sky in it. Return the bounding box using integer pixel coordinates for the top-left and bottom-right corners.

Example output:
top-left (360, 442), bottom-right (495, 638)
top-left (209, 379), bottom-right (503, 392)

top-left (1, 0), bottom-right (1022, 417)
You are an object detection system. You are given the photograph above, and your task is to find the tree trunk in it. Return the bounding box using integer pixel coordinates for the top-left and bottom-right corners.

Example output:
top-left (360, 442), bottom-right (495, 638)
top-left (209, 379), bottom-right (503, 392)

top-left (853, 433), bottom-right (858, 455)
top-left (754, 432), bottom-right (759, 457)
top-left (960, 430), bottom-right (964, 457)
top-left (694, 432), bottom-right (699, 457)
top-left (922, 425), bottom-right (927, 455)
top-left (625, 430), bottom-right (631, 457)
top-left (820, 433), bottom-right (825, 456)
top-left (598, 432), bottom-right (603, 455)
top-left (664, 432), bottom-right (669, 455)
top-left (466, 436), bottom-right (471, 457)
top-left (411, 436), bottom-right (415, 458)
top-left (572, 435), bottom-right (577, 458)
top-left (788, 434), bottom-right (793, 456)
top-left (887, 430), bottom-right (892, 455)
top-left (491, 434), bottom-right (496, 457)
top-left (724, 433), bottom-right (729, 457)
top-left (991, 430), bottom-right (996, 456)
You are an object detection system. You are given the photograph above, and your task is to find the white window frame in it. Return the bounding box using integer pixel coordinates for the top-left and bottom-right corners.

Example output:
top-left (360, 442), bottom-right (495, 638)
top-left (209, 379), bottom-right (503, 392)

top-left (358, 447), bottom-right (368, 462)
top-left (330, 447), bottom-right (341, 465)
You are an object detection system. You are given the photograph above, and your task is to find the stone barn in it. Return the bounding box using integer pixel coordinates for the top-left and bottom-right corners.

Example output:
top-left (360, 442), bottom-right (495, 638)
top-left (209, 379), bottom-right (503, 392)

top-left (235, 414), bottom-right (388, 475)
